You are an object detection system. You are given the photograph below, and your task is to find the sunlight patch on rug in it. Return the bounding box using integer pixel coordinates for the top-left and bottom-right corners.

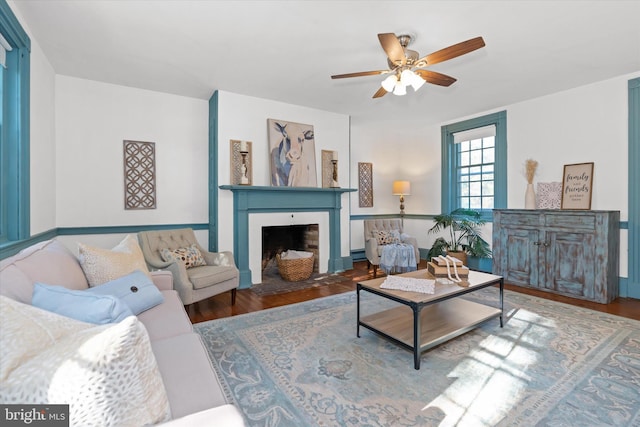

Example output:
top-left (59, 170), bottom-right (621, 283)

top-left (195, 289), bottom-right (640, 427)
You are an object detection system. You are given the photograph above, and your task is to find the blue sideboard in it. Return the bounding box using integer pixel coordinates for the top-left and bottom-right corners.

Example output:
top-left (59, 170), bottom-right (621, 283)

top-left (492, 209), bottom-right (619, 303)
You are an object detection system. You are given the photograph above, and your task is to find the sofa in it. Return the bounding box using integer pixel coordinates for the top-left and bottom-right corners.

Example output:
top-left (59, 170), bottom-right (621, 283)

top-left (0, 238), bottom-right (245, 426)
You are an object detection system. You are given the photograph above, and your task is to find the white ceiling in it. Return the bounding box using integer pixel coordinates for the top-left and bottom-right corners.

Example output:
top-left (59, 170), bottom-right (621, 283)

top-left (13, 0), bottom-right (640, 126)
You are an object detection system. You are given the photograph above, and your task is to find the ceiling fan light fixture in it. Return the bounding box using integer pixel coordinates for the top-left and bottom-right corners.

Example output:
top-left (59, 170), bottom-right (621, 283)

top-left (410, 73), bottom-right (425, 91)
top-left (381, 74), bottom-right (397, 92)
top-left (400, 69), bottom-right (414, 86)
top-left (393, 83), bottom-right (407, 96)
top-left (400, 69), bottom-right (425, 91)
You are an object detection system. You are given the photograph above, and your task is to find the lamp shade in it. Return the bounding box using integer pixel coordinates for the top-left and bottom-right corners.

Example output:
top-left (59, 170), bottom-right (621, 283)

top-left (392, 180), bottom-right (411, 195)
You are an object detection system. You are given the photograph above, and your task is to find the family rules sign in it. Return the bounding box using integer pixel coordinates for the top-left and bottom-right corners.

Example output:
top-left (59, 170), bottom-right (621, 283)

top-left (561, 162), bottom-right (594, 210)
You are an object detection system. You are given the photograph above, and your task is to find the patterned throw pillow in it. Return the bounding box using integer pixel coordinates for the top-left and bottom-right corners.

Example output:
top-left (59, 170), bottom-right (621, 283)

top-left (373, 230), bottom-right (392, 245)
top-left (0, 296), bottom-right (171, 426)
top-left (78, 235), bottom-right (151, 287)
top-left (160, 244), bottom-right (206, 269)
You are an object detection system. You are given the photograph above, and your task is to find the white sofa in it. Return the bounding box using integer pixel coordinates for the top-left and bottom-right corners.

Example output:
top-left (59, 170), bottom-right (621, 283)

top-left (0, 239), bottom-right (245, 426)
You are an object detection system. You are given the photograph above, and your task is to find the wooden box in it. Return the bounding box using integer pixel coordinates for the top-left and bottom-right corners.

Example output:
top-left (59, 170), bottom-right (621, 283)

top-left (427, 261), bottom-right (469, 278)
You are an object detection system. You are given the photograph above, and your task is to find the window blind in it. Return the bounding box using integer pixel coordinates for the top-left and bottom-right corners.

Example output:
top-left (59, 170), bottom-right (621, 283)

top-left (0, 33), bottom-right (12, 68)
top-left (453, 124), bottom-right (496, 144)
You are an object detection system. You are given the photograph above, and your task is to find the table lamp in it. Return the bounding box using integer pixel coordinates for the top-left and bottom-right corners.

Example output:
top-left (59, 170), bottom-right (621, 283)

top-left (392, 180), bottom-right (411, 216)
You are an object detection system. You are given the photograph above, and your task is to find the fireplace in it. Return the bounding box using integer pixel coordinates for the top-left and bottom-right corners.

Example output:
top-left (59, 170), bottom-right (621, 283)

top-left (261, 224), bottom-right (319, 275)
top-left (219, 185), bottom-right (356, 288)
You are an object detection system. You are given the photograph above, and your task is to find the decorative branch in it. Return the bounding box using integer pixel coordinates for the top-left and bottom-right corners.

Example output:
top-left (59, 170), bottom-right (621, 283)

top-left (525, 158), bottom-right (538, 184)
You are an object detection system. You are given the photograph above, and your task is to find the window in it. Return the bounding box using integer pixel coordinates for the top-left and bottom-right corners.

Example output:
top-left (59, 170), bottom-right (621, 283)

top-left (441, 111), bottom-right (507, 219)
top-left (0, 0), bottom-right (30, 244)
top-left (454, 125), bottom-right (495, 210)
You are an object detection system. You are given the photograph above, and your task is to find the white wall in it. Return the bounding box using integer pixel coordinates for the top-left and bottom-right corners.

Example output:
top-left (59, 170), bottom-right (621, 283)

top-left (54, 76), bottom-right (209, 228)
top-left (29, 40), bottom-right (57, 235)
top-left (216, 90), bottom-right (351, 258)
top-left (9, 0), bottom-right (58, 235)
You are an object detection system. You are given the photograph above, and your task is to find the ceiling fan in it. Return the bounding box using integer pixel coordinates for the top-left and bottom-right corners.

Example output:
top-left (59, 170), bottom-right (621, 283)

top-left (331, 33), bottom-right (485, 98)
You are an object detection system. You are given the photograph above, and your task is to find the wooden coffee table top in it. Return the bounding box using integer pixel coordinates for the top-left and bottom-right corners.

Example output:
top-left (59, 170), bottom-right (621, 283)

top-left (358, 269), bottom-right (503, 304)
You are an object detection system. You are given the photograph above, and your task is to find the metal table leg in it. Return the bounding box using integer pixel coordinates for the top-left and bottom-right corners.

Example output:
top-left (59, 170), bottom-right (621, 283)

top-left (356, 284), bottom-right (361, 338)
top-left (413, 304), bottom-right (420, 370)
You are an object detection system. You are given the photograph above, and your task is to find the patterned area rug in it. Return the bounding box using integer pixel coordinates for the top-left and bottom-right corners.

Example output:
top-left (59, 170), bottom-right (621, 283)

top-left (250, 261), bottom-right (350, 296)
top-left (194, 288), bottom-right (640, 426)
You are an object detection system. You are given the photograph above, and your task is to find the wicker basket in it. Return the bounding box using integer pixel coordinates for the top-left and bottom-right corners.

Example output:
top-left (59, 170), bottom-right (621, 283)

top-left (276, 253), bottom-right (314, 281)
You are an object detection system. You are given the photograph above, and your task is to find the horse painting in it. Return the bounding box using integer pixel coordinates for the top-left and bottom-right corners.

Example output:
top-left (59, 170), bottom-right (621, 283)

top-left (268, 119), bottom-right (317, 187)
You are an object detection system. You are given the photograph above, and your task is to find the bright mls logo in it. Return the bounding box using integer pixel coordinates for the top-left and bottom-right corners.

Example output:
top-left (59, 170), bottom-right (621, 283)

top-left (1, 405), bottom-right (69, 426)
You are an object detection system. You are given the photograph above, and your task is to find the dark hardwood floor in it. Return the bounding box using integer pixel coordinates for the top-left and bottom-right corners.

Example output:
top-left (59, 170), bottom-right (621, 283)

top-left (186, 260), bottom-right (640, 323)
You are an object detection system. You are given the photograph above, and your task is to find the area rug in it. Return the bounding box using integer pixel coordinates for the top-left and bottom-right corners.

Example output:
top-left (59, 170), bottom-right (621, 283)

top-left (194, 288), bottom-right (640, 427)
top-left (250, 262), bottom-right (350, 296)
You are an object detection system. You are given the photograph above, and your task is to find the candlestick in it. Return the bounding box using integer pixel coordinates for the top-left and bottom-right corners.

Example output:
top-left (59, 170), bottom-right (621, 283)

top-left (240, 151), bottom-right (249, 185)
top-left (330, 159), bottom-right (339, 188)
top-left (240, 140), bottom-right (248, 152)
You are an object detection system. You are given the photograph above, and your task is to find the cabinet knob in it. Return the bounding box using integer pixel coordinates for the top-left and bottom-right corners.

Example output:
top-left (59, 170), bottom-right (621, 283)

top-left (533, 241), bottom-right (541, 246)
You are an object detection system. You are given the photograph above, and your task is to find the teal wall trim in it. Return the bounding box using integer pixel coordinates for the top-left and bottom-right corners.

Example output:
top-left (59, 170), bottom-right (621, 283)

top-left (628, 77), bottom-right (640, 299)
top-left (57, 223), bottom-right (209, 235)
top-left (220, 185), bottom-right (356, 288)
top-left (620, 221), bottom-right (628, 230)
top-left (441, 111), bottom-right (507, 219)
top-left (208, 91), bottom-right (219, 252)
top-left (351, 249), bottom-right (366, 262)
top-left (350, 213), bottom-right (438, 221)
top-left (0, 1), bottom-right (31, 48)
top-left (340, 256), bottom-right (354, 272)
top-left (0, 229), bottom-right (56, 259)
top-left (619, 277), bottom-right (629, 299)
top-left (0, 0), bottom-right (31, 243)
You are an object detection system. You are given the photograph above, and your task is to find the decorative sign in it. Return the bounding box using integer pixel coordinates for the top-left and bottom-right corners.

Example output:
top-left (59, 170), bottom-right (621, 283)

top-left (123, 140), bottom-right (156, 210)
top-left (561, 162), bottom-right (594, 210)
top-left (358, 162), bottom-right (373, 207)
top-left (536, 182), bottom-right (562, 209)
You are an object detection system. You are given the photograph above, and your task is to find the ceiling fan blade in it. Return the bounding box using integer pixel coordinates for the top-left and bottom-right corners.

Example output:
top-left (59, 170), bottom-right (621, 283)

top-left (414, 69), bottom-right (457, 87)
top-left (372, 86), bottom-right (388, 98)
top-left (331, 70), bottom-right (388, 79)
top-left (419, 36), bottom-right (485, 66)
top-left (378, 33), bottom-right (406, 66)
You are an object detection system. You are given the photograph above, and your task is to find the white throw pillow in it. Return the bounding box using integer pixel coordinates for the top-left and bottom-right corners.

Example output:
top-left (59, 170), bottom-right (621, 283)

top-left (0, 296), bottom-right (93, 381)
top-left (78, 234), bottom-right (151, 287)
top-left (0, 296), bottom-right (171, 426)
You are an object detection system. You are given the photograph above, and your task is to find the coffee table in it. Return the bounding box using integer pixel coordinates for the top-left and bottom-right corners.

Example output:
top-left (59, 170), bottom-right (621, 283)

top-left (357, 269), bottom-right (503, 369)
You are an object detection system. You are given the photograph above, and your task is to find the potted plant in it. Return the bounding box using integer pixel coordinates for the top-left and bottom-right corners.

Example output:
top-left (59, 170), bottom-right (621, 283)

top-left (427, 208), bottom-right (492, 267)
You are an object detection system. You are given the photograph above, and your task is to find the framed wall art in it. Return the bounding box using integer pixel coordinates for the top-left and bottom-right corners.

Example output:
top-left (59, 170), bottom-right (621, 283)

top-left (561, 162), bottom-right (594, 210)
top-left (358, 162), bottom-right (373, 207)
top-left (268, 119), bottom-right (317, 187)
top-left (123, 140), bottom-right (156, 210)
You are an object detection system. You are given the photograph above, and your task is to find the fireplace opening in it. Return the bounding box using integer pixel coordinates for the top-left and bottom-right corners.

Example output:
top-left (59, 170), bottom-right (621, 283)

top-left (261, 224), bottom-right (319, 277)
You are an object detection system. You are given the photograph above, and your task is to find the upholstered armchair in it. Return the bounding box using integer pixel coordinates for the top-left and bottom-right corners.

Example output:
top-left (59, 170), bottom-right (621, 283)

top-left (364, 219), bottom-right (420, 278)
top-left (138, 228), bottom-right (239, 306)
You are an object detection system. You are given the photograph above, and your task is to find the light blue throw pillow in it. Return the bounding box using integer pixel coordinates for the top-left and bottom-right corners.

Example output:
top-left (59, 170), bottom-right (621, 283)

top-left (32, 283), bottom-right (133, 324)
top-left (86, 270), bottom-right (164, 315)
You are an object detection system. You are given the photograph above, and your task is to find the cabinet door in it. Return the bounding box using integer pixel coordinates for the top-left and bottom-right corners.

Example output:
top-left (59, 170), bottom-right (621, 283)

top-left (544, 231), bottom-right (596, 299)
top-left (497, 227), bottom-right (540, 287)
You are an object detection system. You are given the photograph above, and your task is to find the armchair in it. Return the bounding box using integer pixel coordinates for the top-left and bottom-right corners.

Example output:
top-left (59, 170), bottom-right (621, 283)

top-left (138, 228), bottom-right (239, 306)
top-left (364, 219), bottom-right (419, 278)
